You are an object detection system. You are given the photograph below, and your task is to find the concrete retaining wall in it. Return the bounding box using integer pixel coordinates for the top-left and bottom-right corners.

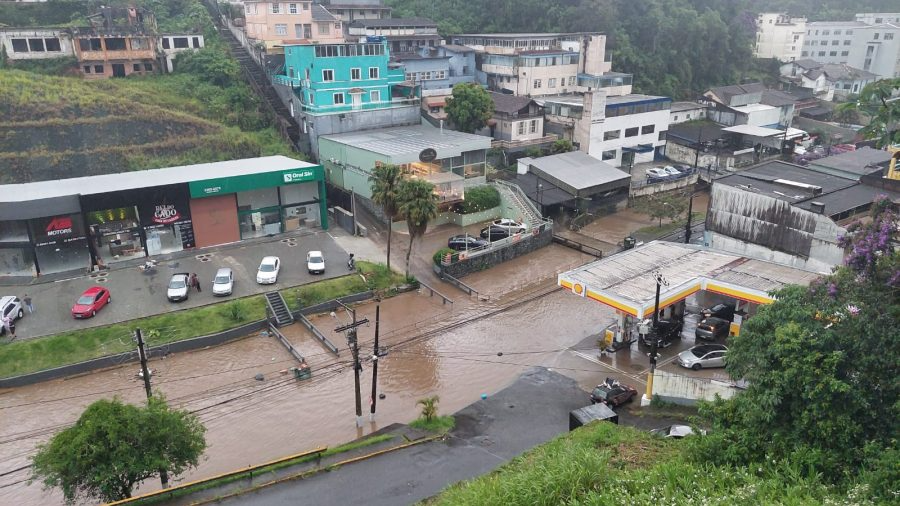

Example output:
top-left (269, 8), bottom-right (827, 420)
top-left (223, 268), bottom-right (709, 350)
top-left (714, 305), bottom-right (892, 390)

top-left (630, 174), bottom-right (699, 197)
top-left (437, 224), bottom-right (553, 279)
top-left (652, 370), bottom-right (741, 406)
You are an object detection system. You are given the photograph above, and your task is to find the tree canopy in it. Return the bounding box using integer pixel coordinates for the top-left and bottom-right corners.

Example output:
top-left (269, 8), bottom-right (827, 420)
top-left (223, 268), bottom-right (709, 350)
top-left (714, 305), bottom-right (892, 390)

top-left (32, 396), bottom-right (207, 503)
top-left (838, 78), bottom-right (900, 148)
top-left (369, 164), bottom-right (404, 270)
top-left (445, 83), bottom-right (494, 133)
top-left (692, 197), bottom-right (899, 501)
top-left (397, 178), bottom-right (439, 277)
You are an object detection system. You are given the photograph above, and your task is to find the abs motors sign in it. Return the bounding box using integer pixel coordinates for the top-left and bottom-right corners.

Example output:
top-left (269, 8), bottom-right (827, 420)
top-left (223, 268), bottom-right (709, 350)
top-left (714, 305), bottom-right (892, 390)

top-left (283, 169), bottom-right (315, 183)
top-left (32, 214), bottom-right (85, 245)
top-left (152, 204), bottom-right (181, 224)
top-left (45, 216), bottom-right (74, 237)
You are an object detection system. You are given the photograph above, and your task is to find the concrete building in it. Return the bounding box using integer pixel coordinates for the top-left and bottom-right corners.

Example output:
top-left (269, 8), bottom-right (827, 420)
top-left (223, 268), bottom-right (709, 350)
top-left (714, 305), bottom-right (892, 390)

top-left (451, 33), bottom-right (633, 98)
top-left (805, 146), bottom-right (894, 180)
top-left (669, 102), bottom-right (708, 125)
top-left (72, 7), bottom-right (161, 79)
top-left (347, 17), bottom-right (439, 53)
top-left (158, 34), bottom-right (205, 72)
top-left (779, 59), bottom-right (877, 101)
top-left (317, 124), bottom-right (491, 205)
top-left (483, 91), bottom-right (555, 152)
top-left (855, 13), bottom-right (900, 25)
top-left (755, 12), bottom-right (807, 61)
top-left (0, 28), bottom-right (73, 61)
top-left (803, 19), bottom-right (900, 78)
top-left (540, 92), bottom-right (671, 168)
top-left (705, 159), bottom-right (900, 272)
top-left (703, 83), bottom-right (795, 128)
top-left (0, 156), bottom-right (326, 277)
top-left (393, 44), bottom-right (476, 95)
top-left (274, 39), bottom-right (421, 154)
top-left (242, 0), bottom-right (344, 49)
top-left (315, 0), bottom-right (390, 30)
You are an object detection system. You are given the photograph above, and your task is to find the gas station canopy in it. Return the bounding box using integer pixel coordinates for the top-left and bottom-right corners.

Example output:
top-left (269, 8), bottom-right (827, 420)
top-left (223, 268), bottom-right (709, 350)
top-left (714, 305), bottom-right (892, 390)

top-left (558, 242), bottom-right (822, 317)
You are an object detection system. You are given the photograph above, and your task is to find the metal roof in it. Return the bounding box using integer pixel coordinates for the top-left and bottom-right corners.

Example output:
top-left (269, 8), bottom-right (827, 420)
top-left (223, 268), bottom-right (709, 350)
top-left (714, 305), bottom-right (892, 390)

top-left (715, 160), bottom-right (855, 204)
top-left (0, 156), bottom-right (315, 203)
top-left (520, 151), bottom-right (630, 197)
top-left (808, 147), bottom-right (893, 175)
top-left (319, 125), bottom-right (491, 160)
top-left (349, 17), bottom-right (436, 28)
top-left (670, 101), bottom-right (707, 112)
top-left (721, 124), bottom-right (782, 137)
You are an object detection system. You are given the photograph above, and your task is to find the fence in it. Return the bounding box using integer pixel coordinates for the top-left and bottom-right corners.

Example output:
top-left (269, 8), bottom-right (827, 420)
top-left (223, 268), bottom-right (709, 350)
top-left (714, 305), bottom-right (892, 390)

top-left (297, 314), bottom-right (341, 356)
top-left (417, 280), bottom-right (454, 305)
top-left (440, 271), bottom-right (482, 298)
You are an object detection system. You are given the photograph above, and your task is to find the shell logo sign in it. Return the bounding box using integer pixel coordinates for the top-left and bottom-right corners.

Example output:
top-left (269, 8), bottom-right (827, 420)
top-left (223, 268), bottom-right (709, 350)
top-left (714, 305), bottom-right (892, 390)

top-left (573, 283), bottom-right (585, 296)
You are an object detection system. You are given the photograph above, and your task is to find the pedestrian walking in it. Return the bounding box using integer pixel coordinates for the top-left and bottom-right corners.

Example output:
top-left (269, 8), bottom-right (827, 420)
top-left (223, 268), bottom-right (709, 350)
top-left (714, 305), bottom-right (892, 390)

top-left (23, 294), bottom-right (33, 314)
top-left (2, 315), bottom-right (13, 339)
top-left (7, 318), bottom-right (15, 339)
top-left (192, 273), bottom-right (202, 293)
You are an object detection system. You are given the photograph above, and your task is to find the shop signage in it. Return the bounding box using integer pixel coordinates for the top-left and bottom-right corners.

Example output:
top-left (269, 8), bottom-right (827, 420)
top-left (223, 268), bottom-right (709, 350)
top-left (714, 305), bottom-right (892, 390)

top-left (190, 166), bottom-right (324, 198)
top-left (31, 214), bottom-right (86, 246)
top-left (419, 148), bottom-right (438, 163)
top-left (283, 169), bottom-right (315, 183)
top-left (152, 204), bottom-right (182, 224)
top-left (45, 216), bottom-right (74, 237)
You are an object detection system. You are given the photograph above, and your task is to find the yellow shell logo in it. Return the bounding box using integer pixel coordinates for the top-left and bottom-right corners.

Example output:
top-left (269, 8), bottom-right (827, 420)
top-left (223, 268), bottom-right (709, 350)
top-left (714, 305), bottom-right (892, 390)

top-left (573, 283), bottom-right (584, 295)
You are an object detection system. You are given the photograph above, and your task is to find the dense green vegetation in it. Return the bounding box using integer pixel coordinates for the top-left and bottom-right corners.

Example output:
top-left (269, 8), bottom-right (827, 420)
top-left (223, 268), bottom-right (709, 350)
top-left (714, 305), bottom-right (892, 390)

top-left (0, 262), bottom-right (409, 378)
top-left (458, 185), bottom-right (500, 214)
top-left (430, 421), bottom-right (877, 505)
top-left (387, 0), bottom-right (899, 98)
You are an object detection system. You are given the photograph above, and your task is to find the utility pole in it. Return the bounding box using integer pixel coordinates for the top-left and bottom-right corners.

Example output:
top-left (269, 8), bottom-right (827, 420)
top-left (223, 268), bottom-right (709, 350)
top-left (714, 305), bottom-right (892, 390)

top-left (693, 125), bottom-right (704, 168)
top-left (333, 301), bottom-right (369, 427)
top-left (135, 329), bottom-right (169, 489)
top-left (370, 305), bottom-right (380, 421)
top-left (684, 193), bottom-right (697, 244)
top-left (643, 273), bottom-right (669, 404)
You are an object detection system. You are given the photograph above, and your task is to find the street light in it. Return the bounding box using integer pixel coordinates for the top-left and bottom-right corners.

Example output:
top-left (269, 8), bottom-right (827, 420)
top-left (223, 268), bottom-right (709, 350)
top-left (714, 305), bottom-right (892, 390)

top-left (644, 271), bottom-right (669, 404)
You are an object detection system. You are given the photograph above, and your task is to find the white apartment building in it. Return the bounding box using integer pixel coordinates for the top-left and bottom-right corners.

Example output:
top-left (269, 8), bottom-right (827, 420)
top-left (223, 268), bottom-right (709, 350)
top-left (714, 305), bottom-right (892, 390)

top-left (755, 12), bottom-right (806, 61)
top-left (802, 19), bottom-right (900, 78)
top-left (855, 13), bottom-right (900, 25)
top-left (452, 33), bottom-right (633, 98)
top-left (540, 91), bottom-right (670, 168)
top-left (0, 28), bottom-right (73, 60)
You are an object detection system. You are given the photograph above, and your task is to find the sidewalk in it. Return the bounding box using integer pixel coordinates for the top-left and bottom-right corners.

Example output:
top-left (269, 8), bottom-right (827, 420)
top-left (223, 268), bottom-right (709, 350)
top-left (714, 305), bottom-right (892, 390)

top-left (0, 229), bottom-right (351, 340)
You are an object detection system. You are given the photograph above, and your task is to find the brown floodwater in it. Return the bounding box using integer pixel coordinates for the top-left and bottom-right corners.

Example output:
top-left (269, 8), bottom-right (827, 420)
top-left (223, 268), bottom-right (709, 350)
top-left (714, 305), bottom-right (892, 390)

top-left (0, 248), bottom-right (613, 505)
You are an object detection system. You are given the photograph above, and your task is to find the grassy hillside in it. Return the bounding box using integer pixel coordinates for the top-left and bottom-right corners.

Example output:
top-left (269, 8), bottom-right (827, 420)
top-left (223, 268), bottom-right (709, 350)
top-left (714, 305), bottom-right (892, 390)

top-left (428, 422), bottom-right (879, 505)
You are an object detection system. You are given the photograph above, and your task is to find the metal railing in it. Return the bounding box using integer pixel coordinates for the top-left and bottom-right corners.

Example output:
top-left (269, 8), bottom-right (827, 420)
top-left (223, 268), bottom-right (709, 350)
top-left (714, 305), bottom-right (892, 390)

top-left (493, 179), bottom-right (552, 227)
top-left (491, 134), bottom-right (558, 150)
top-left (417, 280), bottom-right (454, 305)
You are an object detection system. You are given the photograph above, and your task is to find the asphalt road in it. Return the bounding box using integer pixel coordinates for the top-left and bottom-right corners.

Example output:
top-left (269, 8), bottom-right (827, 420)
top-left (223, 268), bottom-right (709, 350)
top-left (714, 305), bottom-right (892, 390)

top-left (2, 230), bottom-right (349, 339)
top-left (219, 368), bottom-right (595, 506)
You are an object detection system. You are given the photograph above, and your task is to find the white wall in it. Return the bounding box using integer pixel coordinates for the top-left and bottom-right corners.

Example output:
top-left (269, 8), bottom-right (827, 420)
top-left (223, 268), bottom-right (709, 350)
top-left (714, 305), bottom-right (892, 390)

top-left (0, 29), bottom-right (73, 60)
top-left (755, 13), bottom-right (806, 61)
top-left (653, 370), bottom-right (741, 406)
top-left (588, 108), bottom-right (669, 167)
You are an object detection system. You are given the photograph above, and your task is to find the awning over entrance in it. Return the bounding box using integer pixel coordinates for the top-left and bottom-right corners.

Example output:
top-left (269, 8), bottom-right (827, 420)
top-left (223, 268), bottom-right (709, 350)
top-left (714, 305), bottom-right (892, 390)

top-left (622, 144), bottom-right (655, 153)
top-left (558, 242), bottom-right (821, 317)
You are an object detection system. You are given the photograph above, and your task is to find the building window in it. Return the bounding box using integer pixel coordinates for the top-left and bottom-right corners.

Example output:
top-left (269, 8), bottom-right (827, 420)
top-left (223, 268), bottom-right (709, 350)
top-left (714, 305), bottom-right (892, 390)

top-left (603, 130), bottom-right (620, 140)
top-left (322, 69), bottom-right (334, 81)
top-left (28, 38), bottom-right (45, 52)
top-left (822, 30), bottom-right (829, 35)
top-left (435, 70), bottom-right (445, 79)
top-left (289, 3), bottom-right (297, 14)
top-left (873, 33), bottom-right (879, 40)
top-left (133, 63), bottom-right (141, 72)
top-left (106, 38), bottom-right (126, 50)
top-left (841, 51), bottom-right (849, 56)
top-left (853, 83), bottom-right (859, 92)
top-left (45, 38), bottom-right (61, 51)
top-left (132, 37), bottom-right (149, 50)
top-left (272, 3), bottom-right (280, 14)
top-left (801, 51), bottom-right (809, 56)
top-left (819, 51), bottom-right (826, 56)
top-left (624, 127), bottom-right (639, 137)
top-left (530, 120), bottom-right (537, 133)
top-left (886, 33), bottom-right (895, 40)
top-left (318, 23), bottom-right (330, 35)
top-left (10, 39), bottom-right (28, 52)
top-left (844, 39), bottom-right (851, 45)
top-left (568, 76), bottom-right (576, 86)
top-left (83, 65), bottom-right (91, 74)
top-left (162, 38), bottom-right (170, 49)
top-left (368, 67), bottom-right (379, 79)
top-left (830, 51), bottom-right (837, 56)
top-left (846, 30), bottom-right (853, 35)
top-left (548, 78), bottom-right (557, 88)
top-left (533, 79), bottom-right (542, 88)
top-left (144, 63), bottom-right (152, 71)
top-left (517, 122), bottom-right (525, 135)
top-left (303, 2), bottom-right (309, 10)
top-left (658, 130), bottom-right (667, 141)
top-left (333, 93), bottom-right (345, 105)
top-left (351, 68), bottom-right (361, 80)
top-left (601, 150), bottom-right (616, 160)
top-left (422, 71), bottom-right (432, 80)
top-left (192, 37), bottom-right (201, 48)
top-left (641, 125), bottom-right (655, 135)
top-left (831, 40), bottom-right (839, 45)
top-left (304, 24), bottom-right (312, 38)
top-left (370, 90), bottom-right (380, 102)
top-left (94, 64), bottom-right (104, 74)
top-left (834, 30), bottom-right (841, 35)
top-left (335, 22), bottom-right (341, 29)
top-left (275, 24), bottom-right (288, 35)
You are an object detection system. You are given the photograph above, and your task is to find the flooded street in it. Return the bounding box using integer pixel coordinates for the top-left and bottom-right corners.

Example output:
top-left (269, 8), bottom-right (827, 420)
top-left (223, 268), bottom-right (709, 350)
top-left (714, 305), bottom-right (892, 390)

top-left (0, 246), bottom-right (614, 505)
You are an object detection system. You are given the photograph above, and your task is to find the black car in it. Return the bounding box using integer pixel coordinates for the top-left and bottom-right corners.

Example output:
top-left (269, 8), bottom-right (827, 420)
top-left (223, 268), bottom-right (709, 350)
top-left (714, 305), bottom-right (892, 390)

top-left (480, 225), bottom-right (510, 241)
top-left (590, 378), bottom-right (638, 407)
top-left (701, 303), bottom-right (735, 322)
top-left (695, 317), bottom-right (730, 341)
top-left (640, 319), bottom-right (684, 348)
top-left (447, 234), bottom-right (489, 251)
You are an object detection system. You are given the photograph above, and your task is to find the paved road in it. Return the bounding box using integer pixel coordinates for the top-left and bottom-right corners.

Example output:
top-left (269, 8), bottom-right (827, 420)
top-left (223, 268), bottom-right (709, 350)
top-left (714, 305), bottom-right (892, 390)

top-left (220, 368), bottom-right (593, 506)
top-left (2, 230), bottom-right (349, 339)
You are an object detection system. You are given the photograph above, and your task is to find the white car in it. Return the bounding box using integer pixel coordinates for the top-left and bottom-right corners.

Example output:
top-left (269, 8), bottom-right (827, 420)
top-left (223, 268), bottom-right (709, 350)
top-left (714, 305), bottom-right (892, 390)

top-left (256, 256), bottom-right (281, 284)
top-left (307, 251), bottom-right (325, 274)
top-left (212, 267), bottom-right (234, 296)
top-left (662, 165), bottom-right (682, 177)
top-left (490, 218), bottom-right (527, 233)
top-left (166, 273), bottom-right (190, 302)
top-left (0, 296), bottom-right (23, 335)
top-left (646, 168), bottom-right (670, 179)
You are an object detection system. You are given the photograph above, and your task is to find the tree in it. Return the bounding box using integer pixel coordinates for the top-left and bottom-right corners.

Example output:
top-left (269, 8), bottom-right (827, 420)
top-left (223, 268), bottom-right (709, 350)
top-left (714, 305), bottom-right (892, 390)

top-left (32, 396), bottom-right (207, 503)
top-left (417, 395), bottom-right (440, 422)
top-left (635, 195), bottom-right (686, 227)
top-left (396, 178), bottom-right (439, 278)
top-left (369, 164), bottom-right (404, 271)
top-left (445, 83), bottom-right (494, 133)
top-left (550, 139), bottom-right (574, 154)
top-left (837, 78), bottom-right (900, 147)
top-left (692, 197), bottom-right (899, 499)
top-left (173, 47), bottom-right (240, 87)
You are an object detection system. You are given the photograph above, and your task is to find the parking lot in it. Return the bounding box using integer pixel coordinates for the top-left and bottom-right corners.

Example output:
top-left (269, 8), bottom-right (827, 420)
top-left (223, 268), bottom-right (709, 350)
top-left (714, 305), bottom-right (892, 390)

top-left (1, 230), bottom-right (348, 339)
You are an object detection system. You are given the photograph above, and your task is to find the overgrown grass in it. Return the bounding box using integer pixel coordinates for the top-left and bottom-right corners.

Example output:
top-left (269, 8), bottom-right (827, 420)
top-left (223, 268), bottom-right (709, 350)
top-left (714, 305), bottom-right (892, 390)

top-left (427, 422), bottom-right (871, 505)
top-left (133, 434), bottom-right (396, 505)
top-left (633, 211), bottom-right (706, 239)
top-left (410, 415), bottom-right (455, 434)
top-left (0, 262), bottom-right (408, 378)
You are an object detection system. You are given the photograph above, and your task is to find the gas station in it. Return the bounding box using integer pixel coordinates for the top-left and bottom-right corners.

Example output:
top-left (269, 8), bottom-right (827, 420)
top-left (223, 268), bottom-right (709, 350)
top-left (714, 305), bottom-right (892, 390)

top-left (557, 241), bottom-right (821, 350)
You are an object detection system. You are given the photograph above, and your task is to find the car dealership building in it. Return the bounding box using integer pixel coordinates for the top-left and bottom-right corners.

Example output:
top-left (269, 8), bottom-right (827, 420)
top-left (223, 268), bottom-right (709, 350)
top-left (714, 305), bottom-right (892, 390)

top-left (0, 156), bottom-right (326, 278)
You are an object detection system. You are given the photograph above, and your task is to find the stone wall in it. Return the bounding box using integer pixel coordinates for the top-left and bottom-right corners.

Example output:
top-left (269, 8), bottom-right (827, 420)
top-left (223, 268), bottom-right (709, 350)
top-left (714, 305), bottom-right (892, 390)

top-left (437, 224), bottom-right (553, 278)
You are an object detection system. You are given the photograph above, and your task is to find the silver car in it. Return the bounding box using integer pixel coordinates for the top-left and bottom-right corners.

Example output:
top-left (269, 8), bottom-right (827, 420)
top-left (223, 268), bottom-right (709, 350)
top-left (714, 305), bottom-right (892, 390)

top-left (212, 268), bottom-right (234, 296)
top-left (166, 273), bottom-right (190, 302)
top-left (1, 296), bottom-right (23, 335)
top-left (676, 343), bottom-right (728, 370)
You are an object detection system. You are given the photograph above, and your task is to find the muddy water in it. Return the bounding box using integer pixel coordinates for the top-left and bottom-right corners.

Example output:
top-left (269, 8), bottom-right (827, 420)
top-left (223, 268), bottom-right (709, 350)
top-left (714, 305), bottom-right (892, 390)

top-left (1, 282), bottom-right (613, 505)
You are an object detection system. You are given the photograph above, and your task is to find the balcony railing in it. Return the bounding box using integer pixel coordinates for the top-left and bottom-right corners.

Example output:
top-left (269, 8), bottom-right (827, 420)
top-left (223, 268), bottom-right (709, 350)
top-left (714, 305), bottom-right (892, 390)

top-left (299, 96), bottom-right (420, 114)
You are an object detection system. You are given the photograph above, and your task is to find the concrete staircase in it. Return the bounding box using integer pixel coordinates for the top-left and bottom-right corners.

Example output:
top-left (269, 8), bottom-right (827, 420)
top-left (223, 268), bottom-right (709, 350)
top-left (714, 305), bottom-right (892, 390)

top-left (492, 180), bottom-right (545, 228)
top-left (203, 1), bottom-right (301, 146)
top-left (264, 291), bottom-right (294, 327)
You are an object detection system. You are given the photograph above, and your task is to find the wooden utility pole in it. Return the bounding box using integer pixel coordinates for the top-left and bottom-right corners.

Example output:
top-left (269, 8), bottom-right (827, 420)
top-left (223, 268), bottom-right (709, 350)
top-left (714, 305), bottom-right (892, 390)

top-left (135, 329), bottom-right (169, 489)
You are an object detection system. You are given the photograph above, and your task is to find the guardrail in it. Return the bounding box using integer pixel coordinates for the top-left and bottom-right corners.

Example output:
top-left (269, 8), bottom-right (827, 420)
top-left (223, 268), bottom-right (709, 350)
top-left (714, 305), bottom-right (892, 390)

top-left (298, 314), bottom-right (340, 356)
top-left (417, 280), bottom-right (454, 305)
top-left (552, 235), bottom-right (604, 258)
top-left (440, 271), bottom-right (483, 299)
top-left (268, 323), bottom-right (306, 363)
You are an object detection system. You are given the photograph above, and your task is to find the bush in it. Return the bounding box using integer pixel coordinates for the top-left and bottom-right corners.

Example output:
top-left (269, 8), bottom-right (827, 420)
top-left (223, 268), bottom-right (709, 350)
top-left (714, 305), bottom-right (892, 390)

top-left (459, 185), bottom-right (500, 214)
top-left (433, 247), bottom-right (456, 265)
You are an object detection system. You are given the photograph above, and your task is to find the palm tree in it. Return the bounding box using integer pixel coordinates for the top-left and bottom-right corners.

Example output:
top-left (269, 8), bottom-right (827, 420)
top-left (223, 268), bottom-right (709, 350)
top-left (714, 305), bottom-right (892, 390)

top-left (369, 164), bottom-right (403, 271)
top-left (417, 395), bottom-right (439, 422)
top-left (397, 179), bottom-right (439, 279)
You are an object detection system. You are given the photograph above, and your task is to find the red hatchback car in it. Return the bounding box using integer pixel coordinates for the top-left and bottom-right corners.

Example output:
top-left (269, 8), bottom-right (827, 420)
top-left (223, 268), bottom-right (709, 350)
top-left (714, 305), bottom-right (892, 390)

top-left (72, 286), bottom-right (111, 319)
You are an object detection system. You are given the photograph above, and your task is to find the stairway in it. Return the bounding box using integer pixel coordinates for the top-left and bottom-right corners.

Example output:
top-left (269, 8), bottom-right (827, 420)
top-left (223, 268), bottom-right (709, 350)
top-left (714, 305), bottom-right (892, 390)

top-left (265, 291), bottom-right (294, 327)
top-left (202, 1), bottom-right (301, 146)
top-left (492, 180), bottom-right (544, 228)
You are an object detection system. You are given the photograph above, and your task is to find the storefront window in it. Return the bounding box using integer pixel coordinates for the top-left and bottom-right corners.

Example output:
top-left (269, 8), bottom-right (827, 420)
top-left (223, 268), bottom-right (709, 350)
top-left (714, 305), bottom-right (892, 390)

top-left (239, 209), bottom-right (282, 239)
top-left (87, 206), bottom-right (144, 264)
top-left (30, 214), bottom-right (91, 275)
top-left (0, 247), bottom-right (34, 277)
top-left (0, 221), bottom-right (29, 243)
